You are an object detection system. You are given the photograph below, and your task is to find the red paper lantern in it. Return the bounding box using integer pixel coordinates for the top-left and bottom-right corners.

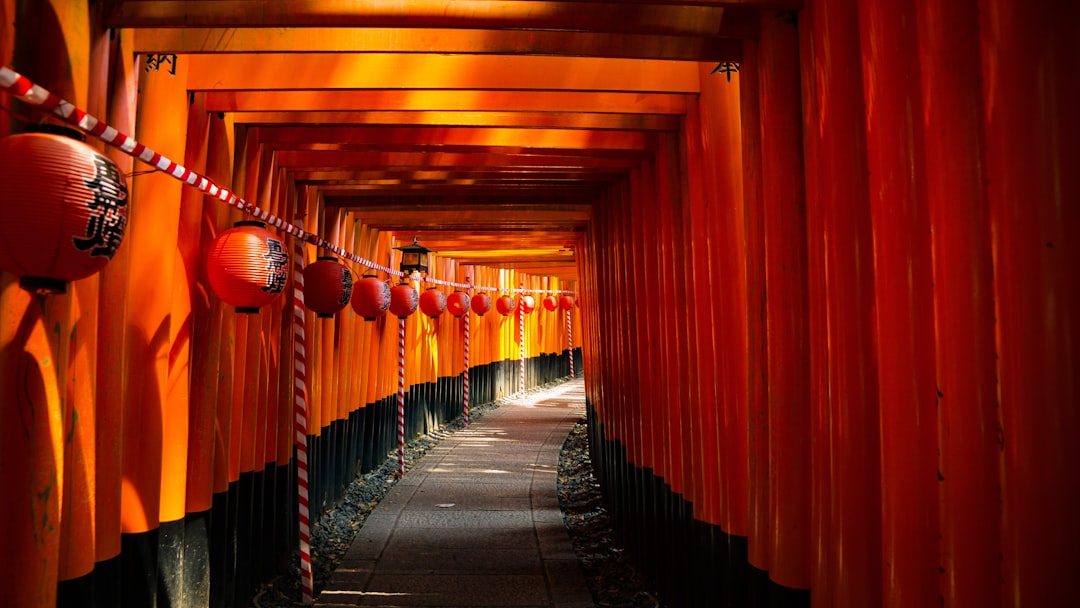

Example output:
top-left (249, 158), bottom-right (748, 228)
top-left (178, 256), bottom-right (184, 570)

top-left (207, 221), bottom-right (289, 313)
top-left (419, 287), bottom-right (447, 318)
top-left (495, 295), bottom-right (516, 316)
top-left (559, 295), bottom-right (575, 311)
top-left (0, 127), bottom-right (129, 293)
top-left (519, 294), bottom-right (536, 314)
top-left (389, 281), bottom-right (418, 318)
top-left (447, 290), bottom-right (470, 317)
top-left (351, 274), bottom-right (391, 320)
top-left (471, 292), bottom-right (492, 316)
top-left (303, 256), bottom-right (353, 318)
top-left (542, 295), bottom-right (558, 311)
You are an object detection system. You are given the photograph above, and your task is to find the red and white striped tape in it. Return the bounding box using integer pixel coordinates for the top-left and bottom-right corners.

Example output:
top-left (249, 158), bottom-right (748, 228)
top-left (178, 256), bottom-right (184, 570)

top-left (397, 317), bottom-right (406, 478)
top-left (518, 284), bottom-right (526, 394)
top-left (292, 244), bottom-right (314, 605)
top-left (567, 308), bottom-right (575, 379)
top-left (463, 277), bottom-right (471, 426)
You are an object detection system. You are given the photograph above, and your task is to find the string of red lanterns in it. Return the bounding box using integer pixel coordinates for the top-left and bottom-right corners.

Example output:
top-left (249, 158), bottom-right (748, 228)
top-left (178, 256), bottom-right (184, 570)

top-left (0, 65), bottom-right (578, 301)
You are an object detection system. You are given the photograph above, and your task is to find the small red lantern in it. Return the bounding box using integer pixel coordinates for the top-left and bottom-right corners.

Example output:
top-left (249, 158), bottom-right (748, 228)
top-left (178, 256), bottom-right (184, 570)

top-left (0, 126), bottom-right (129, 293)
top-left (559, 295), bottom-right (575, 311)
top-left (447, 290), bottom-right (470, 317)
top-left (303, 256), bottom-right (353, 318)
top-left (207, 221), bottom-right (289, 313)
top-left (495, 295), bottom-right (516, 316)
top-left (389, 281), bottom-right (418, 317)
top-left (519, 294), bottom-right (536, 314)
top-left (471, 292), bottom-right (492, 316)
top-left (542, 295), bottom-right (558, 311)
top-left (419, 287), bottom-right (447, 318)
top-left (351, 274), bottom-right (391, 320)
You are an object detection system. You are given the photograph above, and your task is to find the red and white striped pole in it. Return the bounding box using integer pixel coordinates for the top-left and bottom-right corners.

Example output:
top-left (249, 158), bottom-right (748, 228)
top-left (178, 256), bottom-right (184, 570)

top-left (518, 284), bottom-right (526, 394)
top-left (292, 242), bottom-right (314, 605)
top-left (397, 316), bottom-right (406, 478)
top-left (567, 307), bottom-right (574, 379)
top-left (463, 276), bottom-right (471, 426)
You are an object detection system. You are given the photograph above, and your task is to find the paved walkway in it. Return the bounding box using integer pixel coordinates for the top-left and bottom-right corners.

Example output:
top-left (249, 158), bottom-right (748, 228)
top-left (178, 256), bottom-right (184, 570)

top-left (315, 378), bottom-right (594, 608)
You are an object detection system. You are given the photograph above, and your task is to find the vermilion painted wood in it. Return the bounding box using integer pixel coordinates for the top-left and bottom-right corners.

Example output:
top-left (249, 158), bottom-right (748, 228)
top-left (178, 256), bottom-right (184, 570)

top-left (206, 90), bottom-right (691, 116)
top-left (739, 38), bottom-right (771, 572)
top-left (699, 60), bottom-right (749, 538)
top-left (682, 100), bottom-right (723, 527)
top-left (618, 179), bottom-right (640, 479)
top-left (642, 161), bottom-right (668, 483)
top-left (185, 54), bottom-right (701, 93)
top-left (979, 1), bottom-right (1080, 604)
top-left (120, 54), bottom-right (191, 534)
top-left (799, 0), bottom-right (882, 604)
top-left (110, 1), bottom-right (735, 32)
top-left (758, 11), bottom-right (811, 591)
top-left (135, 25), bottom-right (744, 61)
top-left (180, 93), bottom-right (216, 516)
top-left (656, 135), bottom-right (691, 501)
top-left (0, 293), bottom-right (63, 608)
top-left (858, 0), bottom-right (939, 605)
top-left (94, 33), bottom-right (138, 567)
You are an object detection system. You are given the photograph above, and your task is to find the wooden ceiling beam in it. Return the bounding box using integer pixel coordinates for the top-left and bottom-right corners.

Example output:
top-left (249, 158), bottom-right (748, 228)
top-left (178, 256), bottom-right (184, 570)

top-left (272, 150), bottom-right (641, 170)
top-left (111, 1), bottom-right (775, 34)
top-left (205, 90), bottom-right (690, 115)
top-left (135, 27), bottom-right (745, 61)
top-left (253, 126), bottom-right (649, 151)
top-left (184, 53), bottom-right (700, 93)
top-left (270, 144), bottom-right (652, 160)
top-left (231, 110), bottom-right (680, 131)
top-left (292, 169), bottom-right (621, 182)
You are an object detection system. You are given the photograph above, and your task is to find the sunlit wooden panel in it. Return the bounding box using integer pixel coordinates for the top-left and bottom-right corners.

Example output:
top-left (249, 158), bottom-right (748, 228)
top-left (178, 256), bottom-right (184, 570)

top-left (135, 27), bottom-right (744, 61)
top-left (272, 150), bottom-right (643, 170)
top-left (206, 90), bottom-right (690, 115)
top-left (111, 0), bottom-right (732, 32)
top-left (184, 54), bottom-right (700, 93)
top-left (232, 110), bottom-right (680, 131)
top-left (292, 169), bottom-right (620, 183)
top-left (253, 126), bottom-right (650, 151)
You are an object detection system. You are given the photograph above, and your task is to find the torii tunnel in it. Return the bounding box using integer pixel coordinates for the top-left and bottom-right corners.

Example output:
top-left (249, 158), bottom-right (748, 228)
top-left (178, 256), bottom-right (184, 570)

top-left (0, 1), bottom-right (1076, 607)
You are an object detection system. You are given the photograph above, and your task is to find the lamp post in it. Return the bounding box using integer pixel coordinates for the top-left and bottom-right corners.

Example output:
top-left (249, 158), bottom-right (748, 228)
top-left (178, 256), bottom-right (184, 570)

top-left (394, 236), bottom-right (433, 279)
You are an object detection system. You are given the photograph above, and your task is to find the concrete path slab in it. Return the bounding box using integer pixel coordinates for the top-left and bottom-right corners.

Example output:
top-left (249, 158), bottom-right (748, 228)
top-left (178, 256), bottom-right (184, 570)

top-left (316, 378), bottom-right (593, 608)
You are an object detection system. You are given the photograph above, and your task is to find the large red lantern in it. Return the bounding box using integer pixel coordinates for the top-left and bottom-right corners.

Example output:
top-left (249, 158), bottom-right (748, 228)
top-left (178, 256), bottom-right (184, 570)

top-left (419, 287), bottom-right (447, 318)
top-left (519, 294), bottom-right (536, 314)
top-left (446, 290), bottom-right (470, 317)
top-left (542, 295), bottom-right (558, 311)
top-left (207, 221), bottom-right (289, 313)
top-left (559, 295), bottom-right (575, 311)
top-left (0, 126), bottom-right (129, 293)
top-left (495, 295), bottom-right (516, 316)
top-left (303, 256), bottom-right (352, 318)
top-left (351, 274), bottom-right (391, 320)
top-left (471, 292), bottom-right (492, 316)
top-left (389, 281), bottom-right (418, 317)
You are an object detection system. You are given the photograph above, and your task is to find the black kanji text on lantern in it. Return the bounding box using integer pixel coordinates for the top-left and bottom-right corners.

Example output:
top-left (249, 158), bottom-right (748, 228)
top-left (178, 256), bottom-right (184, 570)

top-left (73, 153), bottom-right (128, 258)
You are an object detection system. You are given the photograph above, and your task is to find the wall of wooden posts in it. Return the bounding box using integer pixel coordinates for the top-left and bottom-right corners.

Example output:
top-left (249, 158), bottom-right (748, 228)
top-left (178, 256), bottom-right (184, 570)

top-left (581, 2), bottom-right (1077, 607)
top-left (0, 6), bottom-right (579, 607)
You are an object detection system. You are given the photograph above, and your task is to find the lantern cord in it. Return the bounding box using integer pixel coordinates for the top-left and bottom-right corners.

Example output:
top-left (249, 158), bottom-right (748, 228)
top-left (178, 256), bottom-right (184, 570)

top-left (0, 64), bottom-right (576, 296)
